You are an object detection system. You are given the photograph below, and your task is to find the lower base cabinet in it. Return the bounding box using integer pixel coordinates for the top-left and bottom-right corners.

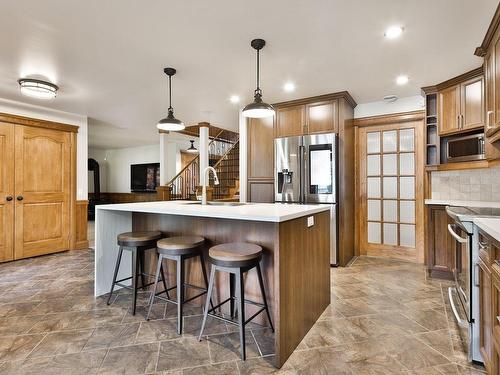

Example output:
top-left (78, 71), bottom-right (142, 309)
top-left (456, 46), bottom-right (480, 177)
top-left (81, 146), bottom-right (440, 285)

top-left (426, 205), bottom-right (455, 279)
top-left (478, 228), bottom-right (500, 375)
top-left (480, 257), bottom-right (493, 373)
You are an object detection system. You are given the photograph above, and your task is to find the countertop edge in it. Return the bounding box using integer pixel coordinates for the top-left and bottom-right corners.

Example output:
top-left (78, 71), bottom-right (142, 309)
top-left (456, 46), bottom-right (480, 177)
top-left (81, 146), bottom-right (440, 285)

top-left (473, 218), bottom-right (500, 243)
top-left (95, 203), bottom-right (331, 223)
top-left (424, 199), bottom-right (500, 208)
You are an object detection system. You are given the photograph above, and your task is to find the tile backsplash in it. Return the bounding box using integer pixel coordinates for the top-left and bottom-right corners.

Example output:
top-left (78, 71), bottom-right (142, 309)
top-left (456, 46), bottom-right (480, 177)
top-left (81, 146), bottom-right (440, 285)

top-left (431, 165), bottom-right (500, 202)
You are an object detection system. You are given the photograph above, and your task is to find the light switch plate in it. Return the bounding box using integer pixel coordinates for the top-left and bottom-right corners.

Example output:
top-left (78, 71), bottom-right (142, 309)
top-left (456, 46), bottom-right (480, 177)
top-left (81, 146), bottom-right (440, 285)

top-left (307, 216), bottom-right (314, 227)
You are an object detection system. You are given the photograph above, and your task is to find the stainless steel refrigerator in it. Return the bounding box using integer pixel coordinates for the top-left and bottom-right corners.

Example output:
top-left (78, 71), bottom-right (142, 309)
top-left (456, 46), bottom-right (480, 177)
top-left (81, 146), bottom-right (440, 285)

top-left (274, 133), bottom-right (338, 265)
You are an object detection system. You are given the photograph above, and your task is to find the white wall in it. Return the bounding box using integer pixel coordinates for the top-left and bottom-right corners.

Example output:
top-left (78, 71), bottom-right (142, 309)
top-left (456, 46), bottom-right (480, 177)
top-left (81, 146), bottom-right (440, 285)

top-left (89, 144), bottom-right (160, 193)
top-left (354, 95), bottom-right (425, 118)
top-left (0, 98), bottom-right (88, 200)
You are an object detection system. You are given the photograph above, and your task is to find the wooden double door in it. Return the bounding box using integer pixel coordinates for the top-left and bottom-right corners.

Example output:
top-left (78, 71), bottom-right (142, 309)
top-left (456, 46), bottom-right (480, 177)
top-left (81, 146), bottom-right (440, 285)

top-left (0, 122), bottom-right (73, 261)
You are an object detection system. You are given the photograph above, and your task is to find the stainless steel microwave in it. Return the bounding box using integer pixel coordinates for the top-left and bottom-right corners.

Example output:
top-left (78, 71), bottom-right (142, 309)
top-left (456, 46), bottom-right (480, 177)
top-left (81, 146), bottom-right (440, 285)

top-left (445, 133), bottom-right (485, 163)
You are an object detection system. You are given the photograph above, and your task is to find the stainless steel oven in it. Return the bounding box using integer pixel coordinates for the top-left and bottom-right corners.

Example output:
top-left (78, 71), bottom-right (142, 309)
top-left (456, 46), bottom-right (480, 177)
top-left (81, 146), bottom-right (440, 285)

top-left (445, 133), bottom-right (485, 163)
top-left (448, 222), bottom-right (472, 322)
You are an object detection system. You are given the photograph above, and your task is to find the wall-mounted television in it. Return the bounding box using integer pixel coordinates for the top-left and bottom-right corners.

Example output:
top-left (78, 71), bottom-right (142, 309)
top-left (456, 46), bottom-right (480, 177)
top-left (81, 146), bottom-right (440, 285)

top-left (130, 163), bottom-right (160, 192)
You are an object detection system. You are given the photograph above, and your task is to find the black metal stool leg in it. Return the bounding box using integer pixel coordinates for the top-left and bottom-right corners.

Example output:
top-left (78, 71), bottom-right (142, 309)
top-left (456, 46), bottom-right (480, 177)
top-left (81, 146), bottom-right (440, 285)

top-left (198, 266), bottom-right (216, 341)
top-left (147, 254), bottom-right (163, 321)
top-left (176, 256), bottom-right (185, 335)
top-left (131, 248), bottom-right (139, 315)
top-left (256, 263), bottom-right (274, 332)
top-left (107, 246), bottom-right (123, 305)
top-left (138, 249), bottom-right (146, 289)
top-left (159, 262), bottom-right (170, 300)
top-left (199, 252), bottom-right (215, 313)
top-left (229, 273), bottom-right (235, 318)
top-left (236, 269), bottom-right (246, 360)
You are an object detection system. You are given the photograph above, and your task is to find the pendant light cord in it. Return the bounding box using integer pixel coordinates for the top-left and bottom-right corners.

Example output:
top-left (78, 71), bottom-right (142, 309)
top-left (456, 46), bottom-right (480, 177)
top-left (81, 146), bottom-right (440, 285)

top-left (256, 49), bottom-right (260, 92)
top-left (168, 75), bottom-right (173, 111)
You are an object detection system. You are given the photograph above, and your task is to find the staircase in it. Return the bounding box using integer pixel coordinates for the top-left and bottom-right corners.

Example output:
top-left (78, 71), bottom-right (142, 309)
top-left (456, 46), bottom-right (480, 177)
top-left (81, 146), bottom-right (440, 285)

top-left (210, 140), bottom-right (239, 200)
top-left (164, 133), bottom-right (239, 201)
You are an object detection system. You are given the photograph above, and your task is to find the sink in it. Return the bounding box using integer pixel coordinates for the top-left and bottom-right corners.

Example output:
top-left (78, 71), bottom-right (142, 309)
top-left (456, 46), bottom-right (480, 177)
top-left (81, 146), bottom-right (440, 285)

top-left (182, 201), bottom-right (247, 206)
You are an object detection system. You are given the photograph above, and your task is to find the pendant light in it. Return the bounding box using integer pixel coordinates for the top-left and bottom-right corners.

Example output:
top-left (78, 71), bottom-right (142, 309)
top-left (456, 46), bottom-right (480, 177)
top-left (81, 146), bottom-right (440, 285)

top-left (157, 67), bottom-right (185, 131)
top-left (242, 39), bottom-right (275, 118)
top-left (185, 140), bottom-right (198, 153)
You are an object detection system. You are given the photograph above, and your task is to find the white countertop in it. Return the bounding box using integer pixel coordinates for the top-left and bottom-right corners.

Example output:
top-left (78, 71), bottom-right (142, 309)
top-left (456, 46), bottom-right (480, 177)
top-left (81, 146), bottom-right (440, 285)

top-left (474, 218), bottom-right (500, 243)
top-left (95, 201), bottom-right (331, 223)
top-left (425, 199), bottom-right (500, 208)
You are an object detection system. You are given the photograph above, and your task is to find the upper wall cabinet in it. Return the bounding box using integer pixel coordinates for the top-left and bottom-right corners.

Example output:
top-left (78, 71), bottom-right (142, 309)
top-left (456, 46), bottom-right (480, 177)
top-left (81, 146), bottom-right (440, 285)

top-left (437, 72), bottom-right (484, 136)
top-left (275, 105), bottom-right (305, 138)
top-left (275, 99), bottom-right (338, 138)
top-left (306, 100), bottom-right (338, 134)
top-left (475, 3), bottom-right (500, 160)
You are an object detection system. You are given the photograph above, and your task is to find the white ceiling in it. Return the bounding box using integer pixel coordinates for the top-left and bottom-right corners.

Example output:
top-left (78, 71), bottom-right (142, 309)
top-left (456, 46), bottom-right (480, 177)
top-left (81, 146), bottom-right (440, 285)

top-left (0, 0), bottom-right (497, 148)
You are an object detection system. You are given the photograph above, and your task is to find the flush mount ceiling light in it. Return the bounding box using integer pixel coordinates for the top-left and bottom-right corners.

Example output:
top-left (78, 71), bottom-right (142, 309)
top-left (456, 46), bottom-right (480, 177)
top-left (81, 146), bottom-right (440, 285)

top-left (157, 67), bottom-right (185, 131)
top-left (383, 95), bottom-right (398, 103)
top-left (384, 25), bottom-right (404, 39)
top-left (186, 140), bottom-right (198, 153)
top-left (242, 39), bottom-right (275, 118)
top-left (230, 95), bottom-right (240, 103)
top-left (18, 78), bottom-right (58, 99)
top-left (283, 82), bottom-right (295, 92)
top-left (396, 75), bottom-right (409, 85)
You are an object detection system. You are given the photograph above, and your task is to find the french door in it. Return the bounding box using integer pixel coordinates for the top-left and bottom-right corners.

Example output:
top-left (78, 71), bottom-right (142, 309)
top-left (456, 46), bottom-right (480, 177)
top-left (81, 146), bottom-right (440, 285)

top-left (358, 119), bottom-right (424, 262)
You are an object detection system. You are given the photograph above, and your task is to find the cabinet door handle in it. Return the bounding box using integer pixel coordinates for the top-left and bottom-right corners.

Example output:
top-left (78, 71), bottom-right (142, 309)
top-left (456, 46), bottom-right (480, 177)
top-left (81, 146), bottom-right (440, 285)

top-left (461, 114), bottom-right (464, 128)
top-left (16, 196), bottom-right (23, 201)
top-left (5, 196), bottom-right (13, 201)
top-left (487, 110), bottom-right (494, 129)
top-left (457, 115), bottom-right (461, 128)
top-left (474, 263), bottom-right (480, 287)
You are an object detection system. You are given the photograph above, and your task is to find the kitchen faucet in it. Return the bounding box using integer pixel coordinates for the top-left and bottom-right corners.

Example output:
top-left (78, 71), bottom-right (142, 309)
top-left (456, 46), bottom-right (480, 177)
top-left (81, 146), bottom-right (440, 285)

top-left (201, 166), bottom-right (219, 205)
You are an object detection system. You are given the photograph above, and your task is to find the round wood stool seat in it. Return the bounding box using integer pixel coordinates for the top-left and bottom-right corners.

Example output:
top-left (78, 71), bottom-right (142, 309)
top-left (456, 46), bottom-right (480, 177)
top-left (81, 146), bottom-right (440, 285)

top-left (209, 243), bottom-right (262, 265)
top-left (157, 236), bottom-right (205, 256)
top-left (117, 231), bottom-right (162, 247)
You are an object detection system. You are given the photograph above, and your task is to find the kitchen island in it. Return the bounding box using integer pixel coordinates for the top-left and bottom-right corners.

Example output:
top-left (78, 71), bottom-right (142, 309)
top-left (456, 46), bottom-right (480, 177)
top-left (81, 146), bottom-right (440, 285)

top-left (94, 201), bottom-right (331, 367)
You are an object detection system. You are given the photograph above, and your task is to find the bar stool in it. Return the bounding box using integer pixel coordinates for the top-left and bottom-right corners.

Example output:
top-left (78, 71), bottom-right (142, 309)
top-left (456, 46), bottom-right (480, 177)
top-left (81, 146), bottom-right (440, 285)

top-left (147, 236), bottom-right (212, 335)
top-left (198, 242), bottom-right (274, 360)
top-left (107, 231), bottom-right (164, 315)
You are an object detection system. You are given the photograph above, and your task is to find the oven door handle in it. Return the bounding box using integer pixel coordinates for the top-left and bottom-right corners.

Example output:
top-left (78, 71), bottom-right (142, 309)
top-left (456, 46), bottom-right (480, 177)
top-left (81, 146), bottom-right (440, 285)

top-left (448, 287), bottom-right (469, 328)
top-left (447, 224), bottom-right (468, 243)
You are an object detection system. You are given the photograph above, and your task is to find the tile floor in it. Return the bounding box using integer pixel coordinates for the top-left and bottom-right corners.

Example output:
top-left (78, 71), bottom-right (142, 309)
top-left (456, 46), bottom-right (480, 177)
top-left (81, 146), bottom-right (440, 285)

top-left (0, 250), bottom-right (487, 374)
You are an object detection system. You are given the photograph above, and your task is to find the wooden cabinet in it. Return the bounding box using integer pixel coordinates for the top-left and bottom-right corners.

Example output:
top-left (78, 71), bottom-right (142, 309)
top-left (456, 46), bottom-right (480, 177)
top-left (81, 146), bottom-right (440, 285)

top-left (0, 115), bottom-right (77, 262)
top-left (275, 105), bottom-right (305, 138)
top-left (247, 116), bottom-right (274, 203)
top-left (306, 101), bottom-right (337, 134)
top-left (438, 85), bottom-right (460, 135)
top-left (480, 256), bottom-right (494, 373)
top-left (438, 74), bottom-right (484, 136)
top-left (462, 77), bottom-right (485, 130)
top-left (475, 5), bottom-right (500, 159)
top-left (0, 123), bottom-right (15, 262)
top-left (477, 227), bottom-right (500, 375)
top-left (426, 205), bottom-right (455, 279)
top-left (275, 100), bottom-right (337, 138)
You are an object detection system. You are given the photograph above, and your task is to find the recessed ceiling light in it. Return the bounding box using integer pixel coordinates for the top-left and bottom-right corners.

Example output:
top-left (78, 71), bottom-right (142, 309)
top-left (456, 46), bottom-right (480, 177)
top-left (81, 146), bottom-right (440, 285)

top-left (18, 78), bottom-right (58, 99)
top-left (283, 82), bottom-right (295, 92)
top-left (384, 25), bottom-right (404, 39)
top-left (396, 75), bottom-right (409, 85)
top-left (230, 95), bottom-right (240, 103)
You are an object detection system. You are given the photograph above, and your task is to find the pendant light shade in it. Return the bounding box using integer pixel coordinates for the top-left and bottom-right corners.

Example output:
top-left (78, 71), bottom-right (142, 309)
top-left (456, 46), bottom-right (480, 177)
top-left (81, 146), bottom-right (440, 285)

top-left (185, 140), bottom-right (198, 153)
top-left (157, 67), bottom-right (185, 131)
top-left (242, 39), bottom-right (275, 118)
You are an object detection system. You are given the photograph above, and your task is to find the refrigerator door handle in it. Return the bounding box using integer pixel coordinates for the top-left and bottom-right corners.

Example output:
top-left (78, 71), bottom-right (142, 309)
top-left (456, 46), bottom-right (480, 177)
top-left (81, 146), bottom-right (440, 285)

top-left (299, 145), bottom-right (305, 203)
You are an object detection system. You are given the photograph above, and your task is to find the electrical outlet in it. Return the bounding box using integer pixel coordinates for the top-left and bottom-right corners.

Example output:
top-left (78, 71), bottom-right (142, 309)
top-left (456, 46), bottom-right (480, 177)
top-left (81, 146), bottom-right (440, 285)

top-left (307, 216), bottom-right (314, 227)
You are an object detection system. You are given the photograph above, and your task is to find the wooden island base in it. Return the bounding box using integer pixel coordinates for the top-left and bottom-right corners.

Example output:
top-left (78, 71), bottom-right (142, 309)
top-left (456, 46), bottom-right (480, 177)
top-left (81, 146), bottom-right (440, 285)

top-left (132, 210), bottom-right (330, 367)
top-left (96, 206), bottom-right (330, 368)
